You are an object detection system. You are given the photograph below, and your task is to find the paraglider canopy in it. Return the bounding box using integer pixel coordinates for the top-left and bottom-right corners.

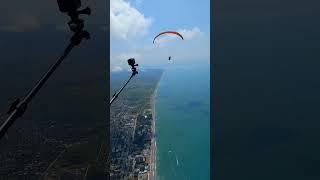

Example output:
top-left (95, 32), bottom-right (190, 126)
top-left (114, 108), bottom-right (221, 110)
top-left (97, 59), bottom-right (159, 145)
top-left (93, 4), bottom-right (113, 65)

top-left (153, 31), bottom-right (184, 44)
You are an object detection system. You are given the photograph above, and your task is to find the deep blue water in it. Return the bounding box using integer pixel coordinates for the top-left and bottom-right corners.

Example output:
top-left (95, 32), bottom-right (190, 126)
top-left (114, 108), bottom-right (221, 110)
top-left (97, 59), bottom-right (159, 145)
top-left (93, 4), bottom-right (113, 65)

top-left (155, 63), bottom-right (210, 180)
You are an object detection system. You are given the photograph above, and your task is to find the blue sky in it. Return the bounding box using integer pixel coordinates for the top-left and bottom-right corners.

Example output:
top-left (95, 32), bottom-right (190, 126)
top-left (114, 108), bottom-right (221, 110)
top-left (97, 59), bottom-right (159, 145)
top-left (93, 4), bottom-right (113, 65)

top-left (134, 0), bottom-right (210, 33)
top-left (110, 0), bottom-right (210, 72)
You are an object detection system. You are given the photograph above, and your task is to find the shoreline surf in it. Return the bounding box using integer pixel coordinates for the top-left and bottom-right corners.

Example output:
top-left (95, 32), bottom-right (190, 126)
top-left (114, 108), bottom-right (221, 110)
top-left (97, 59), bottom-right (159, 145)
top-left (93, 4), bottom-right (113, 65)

top-left (150, 71), bottom-right (164, 180)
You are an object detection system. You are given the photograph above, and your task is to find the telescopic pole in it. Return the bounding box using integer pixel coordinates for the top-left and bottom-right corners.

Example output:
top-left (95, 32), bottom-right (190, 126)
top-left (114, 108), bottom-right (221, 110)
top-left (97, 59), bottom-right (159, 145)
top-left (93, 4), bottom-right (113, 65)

top-left (0, 43), bottom-right (74, 139)
top-left (109, 71), bottom-right (137, 105)
top-left (0, 11), bottom-right (90, 140)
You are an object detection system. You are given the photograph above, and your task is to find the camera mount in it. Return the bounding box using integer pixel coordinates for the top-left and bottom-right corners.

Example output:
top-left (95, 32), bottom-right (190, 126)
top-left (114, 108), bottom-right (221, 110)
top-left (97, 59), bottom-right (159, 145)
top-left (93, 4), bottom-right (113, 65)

top-left (57, 0), bottom-right (91, 45)
top-left (127, 58), bottom-right (139, 76)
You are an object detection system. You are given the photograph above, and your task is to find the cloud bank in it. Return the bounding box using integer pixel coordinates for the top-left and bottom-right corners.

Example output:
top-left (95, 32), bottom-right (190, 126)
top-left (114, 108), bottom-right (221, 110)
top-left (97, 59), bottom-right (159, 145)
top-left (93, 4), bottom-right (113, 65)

top-left (110, 0), bottom-right (210, 70)
top-left (111, 0), bottom-right (152, 40)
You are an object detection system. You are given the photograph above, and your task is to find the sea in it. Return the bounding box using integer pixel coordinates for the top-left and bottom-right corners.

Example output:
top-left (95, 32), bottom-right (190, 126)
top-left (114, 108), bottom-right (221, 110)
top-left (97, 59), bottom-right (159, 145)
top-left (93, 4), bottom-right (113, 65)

top-left (154, 62), bottom-right (210, 180)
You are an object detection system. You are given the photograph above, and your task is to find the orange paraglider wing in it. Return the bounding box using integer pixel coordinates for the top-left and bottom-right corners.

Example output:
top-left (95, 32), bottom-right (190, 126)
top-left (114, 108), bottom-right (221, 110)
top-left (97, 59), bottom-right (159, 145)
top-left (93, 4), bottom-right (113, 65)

top-left (153, 31), bottom-right (184, 44)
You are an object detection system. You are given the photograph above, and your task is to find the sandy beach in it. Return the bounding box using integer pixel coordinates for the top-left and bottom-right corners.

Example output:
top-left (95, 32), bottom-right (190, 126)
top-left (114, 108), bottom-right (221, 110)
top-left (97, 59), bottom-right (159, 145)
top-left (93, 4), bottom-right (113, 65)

top-left (149, 73), bottom-right (163, 180)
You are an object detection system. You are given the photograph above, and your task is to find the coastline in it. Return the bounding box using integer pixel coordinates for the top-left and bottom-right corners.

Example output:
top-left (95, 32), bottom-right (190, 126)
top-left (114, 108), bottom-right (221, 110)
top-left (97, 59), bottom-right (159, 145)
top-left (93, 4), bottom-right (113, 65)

top-left (149, 72), bottom-right (163, 180)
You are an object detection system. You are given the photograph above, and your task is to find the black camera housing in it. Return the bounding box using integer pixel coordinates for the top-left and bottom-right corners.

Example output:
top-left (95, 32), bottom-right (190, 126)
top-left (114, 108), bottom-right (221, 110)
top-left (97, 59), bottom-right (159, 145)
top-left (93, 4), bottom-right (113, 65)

top-left (127, 58), bottom-right (136, 67)
top-left (127, 58), bottom-right (138, 75)
top-left (57, 0), bottom-right (81, 13)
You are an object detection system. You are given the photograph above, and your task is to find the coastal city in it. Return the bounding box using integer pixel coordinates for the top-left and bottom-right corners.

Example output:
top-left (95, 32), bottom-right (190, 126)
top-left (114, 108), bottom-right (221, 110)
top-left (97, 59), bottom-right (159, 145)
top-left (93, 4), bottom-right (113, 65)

top-left (0, 69), bottom-right (162, 180)
top-left (110, 69), bottom-right (162, 180)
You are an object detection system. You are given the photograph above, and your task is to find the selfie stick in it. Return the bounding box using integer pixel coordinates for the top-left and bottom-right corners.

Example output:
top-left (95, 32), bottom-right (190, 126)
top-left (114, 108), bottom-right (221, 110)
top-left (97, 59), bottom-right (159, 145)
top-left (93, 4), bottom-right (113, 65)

top-left (109, 58), bottom-right (138, 105)
top-left (0, 1), bottom-right (91, 139)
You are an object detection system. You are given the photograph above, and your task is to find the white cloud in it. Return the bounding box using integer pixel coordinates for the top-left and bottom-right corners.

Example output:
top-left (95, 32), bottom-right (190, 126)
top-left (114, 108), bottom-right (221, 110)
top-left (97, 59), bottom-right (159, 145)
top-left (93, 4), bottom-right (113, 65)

top-left (178, 27), bottom-right (202, 40)
top-left (113, 52), bottom-right (141, 62)
top-left (110, 0), bottom-right (152, 40)
top-left (111, 66), bottom-right (124, 72)
top-left (111, 26), bottom-right (209, 69)
top-left (111, 52), bottom-right (141, 70)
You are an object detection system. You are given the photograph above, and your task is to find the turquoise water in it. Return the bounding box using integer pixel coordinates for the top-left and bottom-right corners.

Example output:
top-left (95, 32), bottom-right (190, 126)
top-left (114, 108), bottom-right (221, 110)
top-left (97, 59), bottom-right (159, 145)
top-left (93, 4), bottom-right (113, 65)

top-left (155, 63), bottom-right (210, 180)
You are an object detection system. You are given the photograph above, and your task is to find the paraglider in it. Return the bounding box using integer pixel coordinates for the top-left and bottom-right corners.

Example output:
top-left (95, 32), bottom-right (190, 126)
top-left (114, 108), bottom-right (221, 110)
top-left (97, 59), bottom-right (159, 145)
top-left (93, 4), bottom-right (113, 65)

top-left (153, 31), bottom-right (183, 62)
top-left (153, 31), bottom-right (184, 44)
